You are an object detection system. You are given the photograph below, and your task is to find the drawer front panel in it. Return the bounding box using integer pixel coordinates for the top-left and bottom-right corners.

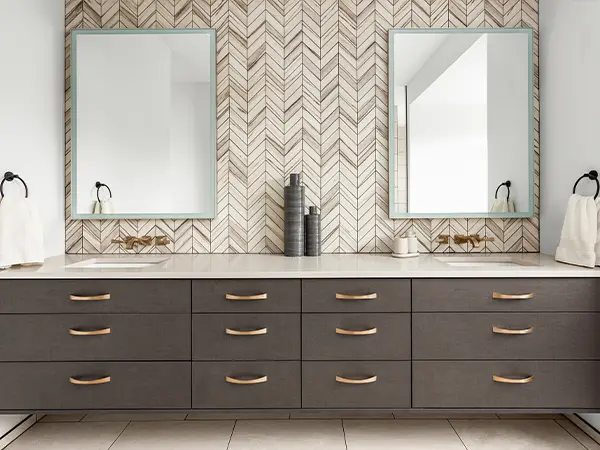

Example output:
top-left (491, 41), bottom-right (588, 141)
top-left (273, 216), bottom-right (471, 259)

top-left (0, 362), bottom-right (190, 410)
top-left (302, 280), bottom-right (411, 313)
top-left (0, 315), bottom-right (190, 361)
top-left (193, 362), bottom-right (300, 409)
top-left (412, 279), bottom-right (600, 312)
top-left (192, 280), bottom-right (300, 313)
top-left (193, 314), bottom-right (300, 361)
top-left (413, 313), bottom-right (600, 360)
top-left (303, 314), bottom-right (410, 360)
top-left (413, 361), bottom-right (600, 409)
top-left (302, 361), bottom-right (411, 408)
top-left (0, 280), bottom-right (190, 314)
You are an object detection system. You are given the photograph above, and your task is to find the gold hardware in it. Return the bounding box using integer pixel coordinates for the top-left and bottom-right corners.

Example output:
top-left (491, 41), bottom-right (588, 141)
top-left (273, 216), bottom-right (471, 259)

top-left (335, 327), bottom-right (377, 336)
top-left (225, 328), bottom-right (268, 336)
top-left (453, 234), bottom-right (495, 248)
top-left (225, 375), bottom-right (267, 385)
top-left (69, 376), bottom-right (111, 385)
top-left (493, 292), bottom-right (535, 300)
top-left (69, 294), bottom-right (110, 301)
top-left (492, 326), bottom-right (534, 335)
top-left (155, 236), bottom-right (170, 246)
top-left (111, 236), bottom-right (153, 250)
top-left (225, 293), bottom-right (268, 301)
top-left (335, 375), bottom-right (378, 385)
top-left (437, 234), bottom-right (450, 245)
top-left (492, 375), bottom-right (534, 384)
top-left (69, 328), bottom-right (111, 336)
top-left (335, 293), bottom-right (377, 300)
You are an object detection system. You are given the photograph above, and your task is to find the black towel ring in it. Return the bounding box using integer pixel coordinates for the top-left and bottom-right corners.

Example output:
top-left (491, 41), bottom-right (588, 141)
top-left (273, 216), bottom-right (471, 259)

top-left (95, 181), bottom-right (113, 202)
top-left (572, 170), bottom-right (600, 200)
top-left (495, 181), bottom-right (511, 201)
top-left (0, 172), bottom-right (29, 198)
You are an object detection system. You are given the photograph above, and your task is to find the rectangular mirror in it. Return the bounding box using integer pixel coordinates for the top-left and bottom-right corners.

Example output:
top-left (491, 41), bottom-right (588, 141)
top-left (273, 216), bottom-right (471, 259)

top-left (389, 29), bottom-right (534, 219)
top-left (71, 29), bottom-right (216, 219)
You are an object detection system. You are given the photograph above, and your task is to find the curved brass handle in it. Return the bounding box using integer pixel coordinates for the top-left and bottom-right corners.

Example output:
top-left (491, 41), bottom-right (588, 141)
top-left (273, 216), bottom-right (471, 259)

top-left (335, 327), bottom-right (377, 336)
top-left (225, 375), bottom-right (267, 385)
top-left (225, 328), bottom-right (267, 336)
top-left (335, 375), bottom-right (377, 385)
top-left (493, 375), bottom-right (534, 384)
top-left (69, 294), bottom-right (111, 301)
top-left (69, 328), bottom-right (111, 336)
top-left (69, 376), bottom-right (111, 385)
top-left (225, 294), bottom-right (267, 301)
top-left (492, 326), bottom-right (534, 335)
top-left (335, 293), bottom-right (377, 300)
top-left (492, 292), bottom-right (534, 300)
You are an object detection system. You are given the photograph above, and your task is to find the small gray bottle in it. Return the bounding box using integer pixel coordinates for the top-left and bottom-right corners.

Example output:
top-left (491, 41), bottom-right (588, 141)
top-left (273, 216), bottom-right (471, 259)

top-left (284, 173), bottom-right (305, 257)
top-left (305, 206), bottom-right (321, 256)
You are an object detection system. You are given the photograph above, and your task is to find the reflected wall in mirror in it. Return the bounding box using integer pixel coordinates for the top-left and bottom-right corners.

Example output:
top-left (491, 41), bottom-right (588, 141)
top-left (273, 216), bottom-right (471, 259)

top-left (389, 29), bottom-right (534, 219)
top-left (71, 29), bottom-right (216, 219)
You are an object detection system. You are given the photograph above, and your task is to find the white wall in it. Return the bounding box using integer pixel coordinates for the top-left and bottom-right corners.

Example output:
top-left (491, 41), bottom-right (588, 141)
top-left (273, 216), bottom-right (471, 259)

top-left (540, 0), bottom-right (600, 432)
top-left (0, 0), bottom-right (65, 257)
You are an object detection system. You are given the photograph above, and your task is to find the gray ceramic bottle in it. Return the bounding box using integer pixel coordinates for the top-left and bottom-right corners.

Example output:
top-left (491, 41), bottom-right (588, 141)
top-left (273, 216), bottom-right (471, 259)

top-left (305, 206), bottom-right (321, 256)
top-left (284, 173), bottom-right (305, 257)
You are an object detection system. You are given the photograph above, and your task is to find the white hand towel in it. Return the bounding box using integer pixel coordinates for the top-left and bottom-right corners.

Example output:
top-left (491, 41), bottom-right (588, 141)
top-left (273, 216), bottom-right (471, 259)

top-left (596, 198), bottom-right (600, 267)
top-left (490, 198), bottom-right (509, 213)
top-left (100, 199), bottom-right (114, 214)
top-left (0, 196), bottom-right (44, 267)
top-left (555, 194), bottom-right (598, 268)
top-left (508, 200), bottom-right (516, 213)
top-left (92, 201), bottom-right (101, 214)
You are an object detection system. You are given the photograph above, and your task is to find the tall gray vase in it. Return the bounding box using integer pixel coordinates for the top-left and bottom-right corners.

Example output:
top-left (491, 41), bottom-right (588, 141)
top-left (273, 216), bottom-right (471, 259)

top-left (284, 173), bottom-right (305, 257)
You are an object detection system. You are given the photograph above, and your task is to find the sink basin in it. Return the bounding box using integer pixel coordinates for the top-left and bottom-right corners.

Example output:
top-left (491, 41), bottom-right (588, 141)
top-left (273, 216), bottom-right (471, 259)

top-left (66, 258), bottom-right (168, 269)
top-left (435, 256), bottom-right (529, 268)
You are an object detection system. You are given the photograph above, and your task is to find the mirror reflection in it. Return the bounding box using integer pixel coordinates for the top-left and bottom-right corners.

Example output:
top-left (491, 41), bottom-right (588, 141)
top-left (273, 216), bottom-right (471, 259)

top-left (72, 30), bottom-right (216, 219)
top-left (389, 29), bottom-right (533, 218)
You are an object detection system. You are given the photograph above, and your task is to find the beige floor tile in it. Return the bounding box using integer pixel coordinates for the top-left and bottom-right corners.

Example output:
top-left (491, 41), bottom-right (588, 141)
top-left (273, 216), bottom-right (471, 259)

top-left (228, 420), bottom-right (346, 450)
top-left (109, 421), bottom-right (235, 450)
top-left (291, 412), bottom-right (394, 420)
top-left (393, 412), bottom-right (498, 420)
top-left (187, 412), bottom-right (290, 420)
top-left (82, 412), bottom-right (187, 422)
top-left (556, 420), bottom-right (600, 450)
top-left (450, 419), bottom-right (585, 450)
top-left (497, 414), bottom-right (565, 420)
top-left (7, 422), bottom-right (127, 450)
top-left (344, 419), bottom-right (466, 450)
top-left (39, 414), bottom-right (86, 423)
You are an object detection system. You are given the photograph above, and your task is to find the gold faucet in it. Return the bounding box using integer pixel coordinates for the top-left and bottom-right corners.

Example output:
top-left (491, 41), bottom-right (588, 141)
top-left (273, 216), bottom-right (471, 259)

top-left (453, 234), bottom-right (495, 248)
top-left (111, 236), bottom-right (171, 250)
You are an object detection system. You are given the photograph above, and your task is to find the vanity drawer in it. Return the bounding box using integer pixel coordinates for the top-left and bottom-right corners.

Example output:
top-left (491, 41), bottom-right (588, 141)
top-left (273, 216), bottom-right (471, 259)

top-left (302, 280), bottom-right (410, 312)
top-left (192, 280), bottom-right (300, 313)
top-left (413, 313), bottom-right (600, 360)
top-left (302, 314), bottom-right (410, 360)
top-left (302, 361), bottom-right (411, 409)
top-left (193, 314), bottom-right (300, 360)
top-left (412, 279), bottom-right (600, 312)
top-left (0, 315), bottom-right (190, 361)
top-left (0, 362), bottom-right (191, 410)
top-left (192, 361), bottom-right (300, 409)
top-left (0, 280), bottom-right (190, 314)
top-left (413, 361), bottom-right (600, 409)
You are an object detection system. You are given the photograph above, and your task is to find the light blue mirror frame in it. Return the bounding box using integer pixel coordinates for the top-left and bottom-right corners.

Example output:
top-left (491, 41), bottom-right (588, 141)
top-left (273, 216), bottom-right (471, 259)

top-left (70, 28), bottom-right (217, 220)
top-left (388, 28), bottom-right (535, 219)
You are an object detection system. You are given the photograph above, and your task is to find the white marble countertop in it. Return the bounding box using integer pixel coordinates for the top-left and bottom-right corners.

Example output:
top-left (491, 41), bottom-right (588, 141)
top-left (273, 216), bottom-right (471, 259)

top-left (0, 253), bottom-right (599, 279)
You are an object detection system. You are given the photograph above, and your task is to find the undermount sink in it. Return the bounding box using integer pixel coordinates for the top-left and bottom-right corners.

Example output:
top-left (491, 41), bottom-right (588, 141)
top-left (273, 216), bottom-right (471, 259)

top-left (65, 258), bottom-right (168, 269)
top-left (435, 256), bottom-right (529, 268)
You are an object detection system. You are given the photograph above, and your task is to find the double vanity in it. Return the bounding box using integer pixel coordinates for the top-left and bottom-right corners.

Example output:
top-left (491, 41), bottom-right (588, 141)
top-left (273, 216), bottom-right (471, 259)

top-left (0, 254), bottom-right (598, 414)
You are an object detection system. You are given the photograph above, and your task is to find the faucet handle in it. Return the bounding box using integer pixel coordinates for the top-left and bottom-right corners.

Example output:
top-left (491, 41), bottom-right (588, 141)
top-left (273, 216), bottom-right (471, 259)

top-left (437, 234), bottom-right (450, 245)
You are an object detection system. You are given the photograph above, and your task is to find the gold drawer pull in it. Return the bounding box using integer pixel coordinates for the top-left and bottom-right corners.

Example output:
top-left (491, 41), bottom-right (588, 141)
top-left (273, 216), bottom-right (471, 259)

top-left (69, 376), bottom-right (111, 386)
top-left (336, 375), bottom-right (377, 385)
top-left (493, 375), bottom-right (534, 384)
top-left (335, 293), bottom-right (377, 300)
top-left (225, 328), bottom-right (267, 336)
top-left (69, 294), bottom-right (111, 301)
top-left (492, 326), bottom-right (534, 335)
top-left (69, 328), bottom-right (111, 336)
top-left (225, 375), bottom-right (267, 385)
top-left (492, 292), bottom-right (534, 300)
top-left (335, 327), bottom-right (377, 336)
top-left (225, 294), bottom-right (267, 301)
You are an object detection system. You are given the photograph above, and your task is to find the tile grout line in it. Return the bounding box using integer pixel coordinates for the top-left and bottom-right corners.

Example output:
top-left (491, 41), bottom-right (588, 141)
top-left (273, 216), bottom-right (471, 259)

top-left (341, 419), bottom-right (348, 450)
top-left (447, 419), bottom-right (469, 450)
top-left (555, 419), bottom-right (591, 450)
top-left (106, 421), bottom-right (131, 450)
top-left (226, 419), bottom-right (237, 450)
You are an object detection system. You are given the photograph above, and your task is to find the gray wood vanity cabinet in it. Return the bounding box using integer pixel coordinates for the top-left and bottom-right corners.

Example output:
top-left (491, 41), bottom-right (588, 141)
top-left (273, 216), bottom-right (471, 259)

top-left (0, 277), bottom-right (599, 413)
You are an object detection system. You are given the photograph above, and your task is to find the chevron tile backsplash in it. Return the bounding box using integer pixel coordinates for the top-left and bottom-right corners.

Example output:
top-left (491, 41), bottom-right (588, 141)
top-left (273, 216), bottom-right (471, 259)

top-left (65, 0), bottom-right (540, 254)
